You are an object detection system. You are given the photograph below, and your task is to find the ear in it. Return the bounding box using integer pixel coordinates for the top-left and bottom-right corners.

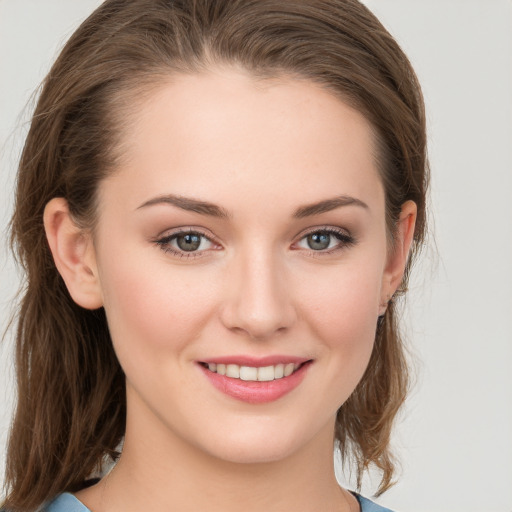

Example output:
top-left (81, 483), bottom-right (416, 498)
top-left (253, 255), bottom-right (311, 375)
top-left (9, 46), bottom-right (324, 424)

top-left (43, 198), bottom-right (103, 310)
top-left (379, 200), bottom-right (417, 314)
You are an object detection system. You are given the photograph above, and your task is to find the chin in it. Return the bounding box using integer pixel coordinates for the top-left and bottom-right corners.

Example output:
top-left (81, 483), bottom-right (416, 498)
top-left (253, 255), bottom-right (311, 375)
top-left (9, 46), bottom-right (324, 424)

top-left (207, 441), bottom-right (299, 465)
top-left (195, 418), bottom-right (327, 466)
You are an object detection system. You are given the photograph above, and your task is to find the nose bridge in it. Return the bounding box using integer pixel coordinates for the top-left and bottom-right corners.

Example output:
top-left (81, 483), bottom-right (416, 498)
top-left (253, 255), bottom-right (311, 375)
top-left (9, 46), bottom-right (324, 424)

top-left (221, 242), bottom-right (296, 339)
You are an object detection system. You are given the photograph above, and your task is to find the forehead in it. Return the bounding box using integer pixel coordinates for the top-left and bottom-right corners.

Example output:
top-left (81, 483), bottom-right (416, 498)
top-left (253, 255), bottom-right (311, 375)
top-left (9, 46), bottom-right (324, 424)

top-left (101, 68), bottom-right (384, 216)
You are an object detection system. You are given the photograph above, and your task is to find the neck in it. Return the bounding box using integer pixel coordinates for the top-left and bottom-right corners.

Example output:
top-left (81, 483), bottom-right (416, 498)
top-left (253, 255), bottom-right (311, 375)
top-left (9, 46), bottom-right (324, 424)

top-left (77, 392), bottom-right (355, 512)
top-left (107, 431), bottom-right (346, 511)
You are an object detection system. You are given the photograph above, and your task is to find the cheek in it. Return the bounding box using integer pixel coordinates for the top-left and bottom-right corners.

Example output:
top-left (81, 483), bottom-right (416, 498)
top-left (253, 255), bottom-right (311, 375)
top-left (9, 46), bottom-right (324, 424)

top-left (97, 255), bottom-right (216, 367)
top-left (301, 259), bottom-right (381, 329)
top-left (297, 259), bottom-right (382, 377)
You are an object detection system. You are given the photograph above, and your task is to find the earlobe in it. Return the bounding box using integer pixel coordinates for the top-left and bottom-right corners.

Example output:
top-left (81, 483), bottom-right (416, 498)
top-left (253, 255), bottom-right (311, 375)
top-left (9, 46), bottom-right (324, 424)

top-left (380, 200), bottom-right (417, 312)
top-left (43, 198), bottom-right (103, 310)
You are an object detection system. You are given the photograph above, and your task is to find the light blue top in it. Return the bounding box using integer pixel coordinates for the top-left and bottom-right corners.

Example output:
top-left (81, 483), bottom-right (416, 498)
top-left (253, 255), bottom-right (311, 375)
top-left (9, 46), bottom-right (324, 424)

top-left (44, 492), bottom-right (395, 511)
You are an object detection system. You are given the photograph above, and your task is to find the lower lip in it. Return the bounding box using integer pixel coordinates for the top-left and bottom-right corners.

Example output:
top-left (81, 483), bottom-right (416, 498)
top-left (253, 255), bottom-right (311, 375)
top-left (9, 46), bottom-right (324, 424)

top-left (198, 362), bottom-right (312, 404)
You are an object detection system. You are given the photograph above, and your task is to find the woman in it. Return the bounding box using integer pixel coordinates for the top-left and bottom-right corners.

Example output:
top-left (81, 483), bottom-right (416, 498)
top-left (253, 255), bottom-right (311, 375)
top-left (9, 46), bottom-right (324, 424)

top-left (3, 0), bottom-right (428, 511)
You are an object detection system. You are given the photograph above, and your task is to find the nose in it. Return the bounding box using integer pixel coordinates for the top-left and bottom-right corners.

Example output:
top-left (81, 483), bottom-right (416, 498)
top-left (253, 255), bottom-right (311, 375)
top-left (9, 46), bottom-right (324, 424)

top-left (219, 248), bottom-right (297, 340)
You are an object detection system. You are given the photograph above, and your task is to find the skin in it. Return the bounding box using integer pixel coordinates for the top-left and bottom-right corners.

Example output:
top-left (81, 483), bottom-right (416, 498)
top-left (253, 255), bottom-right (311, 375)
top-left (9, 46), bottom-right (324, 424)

top-left (44, 68), bottom-right (416, 512)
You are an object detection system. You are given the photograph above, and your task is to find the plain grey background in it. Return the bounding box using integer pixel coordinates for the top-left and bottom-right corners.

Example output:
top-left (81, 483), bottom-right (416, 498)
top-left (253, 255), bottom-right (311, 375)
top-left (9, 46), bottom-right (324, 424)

top-left (1, 1), bottom-right (511, 511)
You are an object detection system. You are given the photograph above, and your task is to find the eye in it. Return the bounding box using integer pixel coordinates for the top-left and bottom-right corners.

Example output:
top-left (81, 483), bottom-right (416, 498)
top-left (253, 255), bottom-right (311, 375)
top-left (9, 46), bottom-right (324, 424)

top-left (173, 232), bottom-right (208, 252)
top-left (295, 228), bottom-right (355, 253)
top-left (155, 229), bottom-right (216, 256)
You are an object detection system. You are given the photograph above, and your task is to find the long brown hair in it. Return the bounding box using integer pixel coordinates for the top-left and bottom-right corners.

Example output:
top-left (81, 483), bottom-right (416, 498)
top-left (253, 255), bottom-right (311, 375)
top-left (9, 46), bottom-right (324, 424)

top-left (4, 0), bottom-right (428, 509)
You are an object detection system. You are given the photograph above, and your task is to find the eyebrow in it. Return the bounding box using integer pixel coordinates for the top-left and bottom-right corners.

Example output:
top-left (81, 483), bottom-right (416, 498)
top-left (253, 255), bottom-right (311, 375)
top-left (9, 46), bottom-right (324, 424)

top-left (137, 194), bottom-right (231, 218)
top-left (137, 193), bottom-right (368, 219)
top-left (293, 195), bottom-right (369, 218)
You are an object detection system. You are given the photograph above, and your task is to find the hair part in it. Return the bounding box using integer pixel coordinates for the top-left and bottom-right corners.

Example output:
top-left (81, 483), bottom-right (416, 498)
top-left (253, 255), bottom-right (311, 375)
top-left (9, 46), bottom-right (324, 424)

top-left (4, 1), bottom-right (428, 509)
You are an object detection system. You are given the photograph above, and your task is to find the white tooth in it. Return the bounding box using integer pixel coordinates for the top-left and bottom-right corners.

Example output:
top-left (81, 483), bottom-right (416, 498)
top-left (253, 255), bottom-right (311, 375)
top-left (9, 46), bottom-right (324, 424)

top-left (257, 366), bottom-right (275, 381)
top-left (240, 366), bottom-right (258, 381)
top-left (216, 363), bottom-right (226, 376)
top-left (284, 363), bottom-right (295, 377)
top-left (208, 363), bottom-right (217, 372)
top-left (274, 364), bottom-right (284, 379)
top-left (226, 364), bottom-right (240, 378)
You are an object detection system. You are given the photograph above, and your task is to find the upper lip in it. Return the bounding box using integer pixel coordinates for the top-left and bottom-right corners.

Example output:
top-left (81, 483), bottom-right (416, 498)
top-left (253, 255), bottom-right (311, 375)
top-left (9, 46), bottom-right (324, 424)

top-left (199, 355), bottom-right (313, 367)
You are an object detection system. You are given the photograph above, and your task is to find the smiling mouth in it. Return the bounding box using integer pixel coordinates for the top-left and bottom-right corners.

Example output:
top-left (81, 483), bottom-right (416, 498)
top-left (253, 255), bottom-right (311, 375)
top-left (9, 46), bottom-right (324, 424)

top-left (199, 361), bottom-right (312, 382)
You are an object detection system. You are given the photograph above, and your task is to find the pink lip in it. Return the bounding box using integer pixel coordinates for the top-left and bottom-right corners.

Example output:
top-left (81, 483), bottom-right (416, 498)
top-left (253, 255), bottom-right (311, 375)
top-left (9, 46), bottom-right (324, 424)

top-left (200, 354), bottom-right (310, 367)
top-left (198, 358), bottom-right (313, 404)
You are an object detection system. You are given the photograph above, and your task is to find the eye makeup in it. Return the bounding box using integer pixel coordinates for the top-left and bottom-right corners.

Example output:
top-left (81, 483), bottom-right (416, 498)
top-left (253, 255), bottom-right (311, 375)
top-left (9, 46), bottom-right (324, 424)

top-left (153, 224), bottom-right (357, 260)
top-left (293, 226), bottom-right (356, 255)
top-left (154, 228), bottom-right (220, 259)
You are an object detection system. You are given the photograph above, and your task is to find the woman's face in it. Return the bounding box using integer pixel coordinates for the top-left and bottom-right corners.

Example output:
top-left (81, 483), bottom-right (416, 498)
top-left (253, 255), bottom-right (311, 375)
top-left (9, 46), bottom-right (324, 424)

top-left (88, 69), bottom-right (406, 464)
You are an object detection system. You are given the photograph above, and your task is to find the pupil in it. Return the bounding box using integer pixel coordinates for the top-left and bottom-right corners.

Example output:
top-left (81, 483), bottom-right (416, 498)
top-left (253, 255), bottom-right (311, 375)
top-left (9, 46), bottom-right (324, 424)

top-left (177, 233), bottom-right (201, 251)
top-left (307, 232), bottom-right (330, 250)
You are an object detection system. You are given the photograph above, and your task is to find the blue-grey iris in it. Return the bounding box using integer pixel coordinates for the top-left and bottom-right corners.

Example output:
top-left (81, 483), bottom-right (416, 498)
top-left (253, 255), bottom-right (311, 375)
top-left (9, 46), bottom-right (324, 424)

top-left (307, 232), bottom-right (330, 250)
top-left (177, 233), bottom-right (202, 251)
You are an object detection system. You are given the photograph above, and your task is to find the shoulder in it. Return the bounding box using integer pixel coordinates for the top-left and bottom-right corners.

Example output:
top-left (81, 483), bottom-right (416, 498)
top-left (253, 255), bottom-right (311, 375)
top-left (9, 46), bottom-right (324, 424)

top-left (355, 493), bottom-right (397, 512)
top-left (41, 491), bottom-right (396, 512)
top-left (43, 493), bottom-right (90, 512)
top-left (6, 492), bottom-right (396, 512)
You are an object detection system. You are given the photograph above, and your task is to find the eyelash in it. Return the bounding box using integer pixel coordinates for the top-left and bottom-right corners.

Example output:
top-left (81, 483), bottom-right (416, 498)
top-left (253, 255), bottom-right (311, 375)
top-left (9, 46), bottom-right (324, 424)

top-left (293, 227), bottom-right (356, 255)
top-left (154, 228), bottom-right (219, 259)
top-left (154, 226), bottom-right (356, 259)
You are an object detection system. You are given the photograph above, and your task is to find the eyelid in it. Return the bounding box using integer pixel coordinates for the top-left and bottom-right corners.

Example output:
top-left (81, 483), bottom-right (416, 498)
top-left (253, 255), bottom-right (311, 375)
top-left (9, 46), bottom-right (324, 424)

top-left (154, 224), bottom-right (219, 240)
top-left (152, 224), bottom-right (356, 259)
top-left (153, 226), bottom-right (222, 258)
top-left (292, 225), bottom-right (356, 253)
